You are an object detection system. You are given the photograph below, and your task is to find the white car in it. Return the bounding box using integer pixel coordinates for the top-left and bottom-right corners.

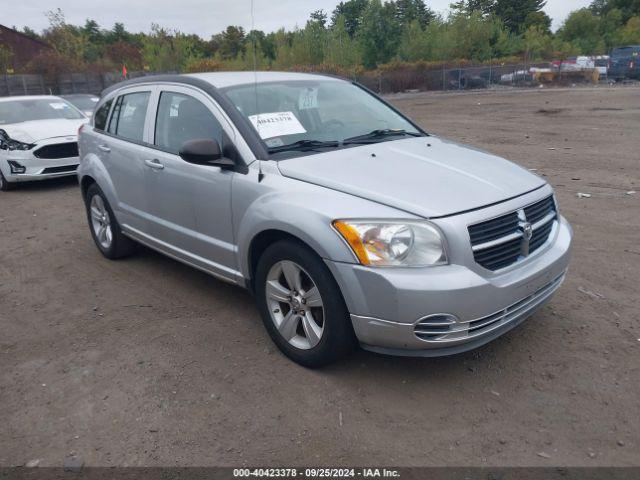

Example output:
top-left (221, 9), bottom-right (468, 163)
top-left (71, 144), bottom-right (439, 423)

top-left (0, 95), bottom-right (88, 190)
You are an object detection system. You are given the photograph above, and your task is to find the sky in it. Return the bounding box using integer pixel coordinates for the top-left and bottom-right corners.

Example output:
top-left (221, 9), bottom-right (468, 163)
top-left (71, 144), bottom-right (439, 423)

top-left (5, 0), bottom-right (593, 37)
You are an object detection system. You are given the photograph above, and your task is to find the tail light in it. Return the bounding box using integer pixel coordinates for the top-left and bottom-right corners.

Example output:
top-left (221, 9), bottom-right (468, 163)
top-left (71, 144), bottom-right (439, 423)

top-left (78, 123), bottom-right (85, 136)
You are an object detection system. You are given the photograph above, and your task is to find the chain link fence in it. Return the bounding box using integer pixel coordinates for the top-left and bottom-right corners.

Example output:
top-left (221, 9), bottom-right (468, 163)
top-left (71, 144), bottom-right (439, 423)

top-left (1, 63), bottom-right (604, 97)
top-left (0, 71), bottom-right (175, 97)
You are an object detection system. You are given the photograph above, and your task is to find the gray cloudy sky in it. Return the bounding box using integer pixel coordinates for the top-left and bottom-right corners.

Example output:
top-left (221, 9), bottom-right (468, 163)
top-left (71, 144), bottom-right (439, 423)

top-left (7, 0), bottom-right (592, 37)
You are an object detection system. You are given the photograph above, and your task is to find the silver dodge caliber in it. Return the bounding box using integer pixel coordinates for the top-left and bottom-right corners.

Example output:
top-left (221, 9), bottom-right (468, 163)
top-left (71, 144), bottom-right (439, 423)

top-left (78, 72), bottom-right (572, 367)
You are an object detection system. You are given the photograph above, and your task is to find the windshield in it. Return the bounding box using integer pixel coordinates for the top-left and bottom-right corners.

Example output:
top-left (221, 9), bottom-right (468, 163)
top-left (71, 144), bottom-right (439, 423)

top-left (611, 47), bottom-right (640, 57)
top-left (0, 98), bottom-right (85, 125)
top-left (223, 80), bottom-right (423, 154)
top-left (65, 96), bottom-right (100, 111)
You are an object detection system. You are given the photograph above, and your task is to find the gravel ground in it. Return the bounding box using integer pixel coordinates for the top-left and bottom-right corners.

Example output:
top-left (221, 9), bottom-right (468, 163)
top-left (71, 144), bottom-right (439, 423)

top-left (1, 86), bottom-right (638, 468)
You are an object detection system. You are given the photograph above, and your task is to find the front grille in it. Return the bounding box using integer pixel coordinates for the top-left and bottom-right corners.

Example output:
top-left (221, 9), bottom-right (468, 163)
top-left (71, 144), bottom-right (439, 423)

top-left (42, 165), bottom-right (78, 174)
top-left (413, 273), bottom-right (565, 342)
top-left (524, 195), bottom-right (555, 224)
top-left (34, 142), bottom-right (79, 159)
top-left (468, 195), bottom-right (557, 271)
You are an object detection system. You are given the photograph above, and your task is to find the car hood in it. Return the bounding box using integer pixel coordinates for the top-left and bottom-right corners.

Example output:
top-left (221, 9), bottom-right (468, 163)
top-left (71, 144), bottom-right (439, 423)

top-left (0, 118), bottom-right (87, 143)
top-left (277, 136), bottom-right (546, 218)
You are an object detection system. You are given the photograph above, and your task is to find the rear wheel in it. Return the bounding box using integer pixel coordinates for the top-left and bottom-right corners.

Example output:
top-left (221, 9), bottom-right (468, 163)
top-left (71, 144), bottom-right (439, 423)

top-left (85, 183), bottom-right (136, 259)
top-left (0, 170), bottom-right (16, 191)
top-left (255, 240), bottom-right (356, 368)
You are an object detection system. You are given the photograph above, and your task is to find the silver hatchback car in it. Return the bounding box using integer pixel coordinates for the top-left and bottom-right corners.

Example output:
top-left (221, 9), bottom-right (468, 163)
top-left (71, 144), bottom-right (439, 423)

top-left (78, 72), bottom-right (572, 367)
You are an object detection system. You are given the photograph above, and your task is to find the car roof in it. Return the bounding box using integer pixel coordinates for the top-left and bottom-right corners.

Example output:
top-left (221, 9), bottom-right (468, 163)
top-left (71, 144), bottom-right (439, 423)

top-left (62, 93), bottom-right (99, 98)
top-left (0, 95), bottom-right (65, 103)
top-left (185, 71), bottom-right (343, 88)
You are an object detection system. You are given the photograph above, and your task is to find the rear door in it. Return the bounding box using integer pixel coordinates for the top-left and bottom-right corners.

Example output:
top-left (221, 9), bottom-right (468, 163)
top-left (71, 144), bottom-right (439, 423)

top-left (100, 86), bottom-right (155, 233)
top-left (144, 85), bottom-right (238, 280)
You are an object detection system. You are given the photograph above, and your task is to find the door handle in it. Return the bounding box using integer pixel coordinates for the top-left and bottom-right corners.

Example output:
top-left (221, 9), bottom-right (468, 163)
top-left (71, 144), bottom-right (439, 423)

top-left (98, 144), bottom-right (111, 153)
top-left (144, 159), bottom-right (165, 170)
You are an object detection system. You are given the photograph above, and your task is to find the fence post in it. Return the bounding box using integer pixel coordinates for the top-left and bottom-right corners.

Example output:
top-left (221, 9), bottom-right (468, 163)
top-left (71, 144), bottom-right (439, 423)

top-left (458, 65), bottom-right (462, 90)
top-left (22, 75), bottom-right (27, 95)
top-left (489, 58), bottom-right (492, 86)
top-left (442, 63), bottom-right (445, 91)
top-left (378, 72), bottom-right (382, 94)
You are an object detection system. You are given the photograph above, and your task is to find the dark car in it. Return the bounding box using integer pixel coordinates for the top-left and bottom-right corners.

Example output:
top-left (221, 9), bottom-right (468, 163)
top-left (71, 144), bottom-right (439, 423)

top-left (61, 94), bottom-right (100, 118)
top-left (608, 46), bottom-right (640, 80)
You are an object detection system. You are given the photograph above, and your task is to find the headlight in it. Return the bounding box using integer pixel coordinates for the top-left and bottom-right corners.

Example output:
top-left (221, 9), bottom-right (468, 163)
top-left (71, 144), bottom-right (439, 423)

top-left (0, 130), bottom-right (34, 151)
top-left (333, 219), bottom-right (447, 267)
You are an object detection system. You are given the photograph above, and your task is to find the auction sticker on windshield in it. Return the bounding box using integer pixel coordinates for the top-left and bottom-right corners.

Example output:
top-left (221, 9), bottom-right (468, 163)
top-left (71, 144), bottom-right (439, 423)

top-left (248, 111), bottom-right (306, 139)
top-left (49, 102), bottom-right (70, 110)
top-left (299, 87), bottom-right (318, 110)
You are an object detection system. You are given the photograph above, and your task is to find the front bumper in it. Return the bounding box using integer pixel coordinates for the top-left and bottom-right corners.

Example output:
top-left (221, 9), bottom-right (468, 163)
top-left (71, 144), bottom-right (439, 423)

top-left (2, 156), bottom-right (79, 183)
top-left (325, 200), bottom-right (572, 357)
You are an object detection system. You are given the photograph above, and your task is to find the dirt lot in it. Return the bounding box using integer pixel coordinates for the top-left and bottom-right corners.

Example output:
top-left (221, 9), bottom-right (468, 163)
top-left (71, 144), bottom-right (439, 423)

top-left (1, 86), bottom-right (639, 468)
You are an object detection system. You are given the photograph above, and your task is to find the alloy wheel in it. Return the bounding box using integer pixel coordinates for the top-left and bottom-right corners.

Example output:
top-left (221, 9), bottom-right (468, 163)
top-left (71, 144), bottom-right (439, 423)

top-left (90, 194), bottom-right (113, 250)
top-left (265, 260), bottom-right (325, 350)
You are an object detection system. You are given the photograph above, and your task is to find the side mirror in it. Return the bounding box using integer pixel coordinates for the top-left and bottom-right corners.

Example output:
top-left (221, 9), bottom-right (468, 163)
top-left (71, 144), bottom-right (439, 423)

top-left (179, 139), bottom-right (235, 169)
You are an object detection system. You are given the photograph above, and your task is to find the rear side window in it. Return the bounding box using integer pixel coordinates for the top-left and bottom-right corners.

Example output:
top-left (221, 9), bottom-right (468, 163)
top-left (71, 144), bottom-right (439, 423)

top-left (612, 47), bottom-right (640, 57)
top-left (154, 92), bottom-right (223, 154)
top-left (107, 92), bottom-right (150, 142)
top-left (93, 99), bottom-right (113, 131)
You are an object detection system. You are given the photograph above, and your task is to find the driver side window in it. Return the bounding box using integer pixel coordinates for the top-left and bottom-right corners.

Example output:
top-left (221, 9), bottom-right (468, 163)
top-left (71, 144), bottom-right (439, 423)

top-left (154, 92), bottom-right (223, 155)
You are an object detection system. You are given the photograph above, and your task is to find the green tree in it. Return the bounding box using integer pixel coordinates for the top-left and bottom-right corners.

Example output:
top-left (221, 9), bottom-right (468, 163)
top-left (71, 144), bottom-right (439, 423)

top-left (218, 26), bottom-right (246, 60)
top-left (398, 19), bottom-right (429, 61)
top-left (81, 19), bottom-right (105, 62)
top-left (494, 0), bottom-right (547, 32)
top-left (358, 0), bottom-right (401, 68)
top-left (523, 11), bottom-right (552, 33)
top-left (600, 8), bottom-right (624, 48)
top-left (21, 26), bottom-right (40, 40)
top-left (450, 0), bottom-right (496, 17)
top-left (326, 14), bottom-right (361, 67)
top-left (559, 8), bottom-right (605, 54)
top-left (619, 15), bottom-right (640, 43)
top-left (42, 9), bottom-right (88, 64)
top-left (523, 25), bottom-right (552, 61)
top-left (106, 22), bottom-right (132, 43)
top-left (141, 24), bottom-right (195, 71)
top-left (394, 0), bottom-right (435, 27)
top-left (590, 0), bottom-right (640, 23)
top-left (331, 0), bottom-right (369, 37)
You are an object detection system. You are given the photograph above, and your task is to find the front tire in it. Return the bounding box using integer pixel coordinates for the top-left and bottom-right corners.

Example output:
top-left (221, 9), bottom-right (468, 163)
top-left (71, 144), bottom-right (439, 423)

top-left (0, 170), bottom-right (16, 191)
top-left (255, 240), bottom-right (356, 368)
top-left (85, 183), bottom-right (136, 259)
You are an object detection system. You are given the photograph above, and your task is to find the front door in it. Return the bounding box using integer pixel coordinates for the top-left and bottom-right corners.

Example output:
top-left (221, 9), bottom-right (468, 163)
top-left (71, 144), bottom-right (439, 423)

top-left (144, 87), bottom-right (238, 281)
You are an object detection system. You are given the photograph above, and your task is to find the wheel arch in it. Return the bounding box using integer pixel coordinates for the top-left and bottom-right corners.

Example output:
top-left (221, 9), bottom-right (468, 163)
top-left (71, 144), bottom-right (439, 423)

top-left (246, 229), bottom-right (322, 293)
top-left (80, 175), bottom-right (96, 200)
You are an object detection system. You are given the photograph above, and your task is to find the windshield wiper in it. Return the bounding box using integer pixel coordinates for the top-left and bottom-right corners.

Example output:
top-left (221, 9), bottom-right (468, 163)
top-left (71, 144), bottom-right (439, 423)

top-left (343, 129), bottom-right (423, 145)
top-left (268, 139), bottom-right (340, 154)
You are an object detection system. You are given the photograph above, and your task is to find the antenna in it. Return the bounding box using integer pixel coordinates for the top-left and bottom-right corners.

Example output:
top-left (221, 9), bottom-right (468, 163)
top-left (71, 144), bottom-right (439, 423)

top-left (251, 0), bottom-right (265, 183)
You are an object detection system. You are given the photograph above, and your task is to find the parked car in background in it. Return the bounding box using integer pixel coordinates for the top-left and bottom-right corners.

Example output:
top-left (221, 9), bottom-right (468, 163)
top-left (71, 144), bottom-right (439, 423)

top-left (0, 95), bottom-right (88, 191)
top-left (551, 56), bottom-right (595, 72)
top-left (78, 72), bottom-right (572, 367)
top-left (608, 46), bottom-right (640, 80)
top-left (62, 94), bottom-right (100, 117)
top-left (594, 55), bottom-right (610, 77)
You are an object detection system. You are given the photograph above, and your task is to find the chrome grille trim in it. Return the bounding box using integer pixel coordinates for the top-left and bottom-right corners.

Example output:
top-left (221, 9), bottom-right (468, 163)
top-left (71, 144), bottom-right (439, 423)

top-left (468, 195), bottom-right (557, 271)
top-left (413, 273), bottom-right (565, 343)
top-left (471, 210), bottom-right (556, 252)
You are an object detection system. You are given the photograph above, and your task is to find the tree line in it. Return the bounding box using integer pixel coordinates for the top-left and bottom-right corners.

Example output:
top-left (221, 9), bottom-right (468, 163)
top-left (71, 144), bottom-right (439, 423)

top-left (2, 0), bottom-right (640, 78)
